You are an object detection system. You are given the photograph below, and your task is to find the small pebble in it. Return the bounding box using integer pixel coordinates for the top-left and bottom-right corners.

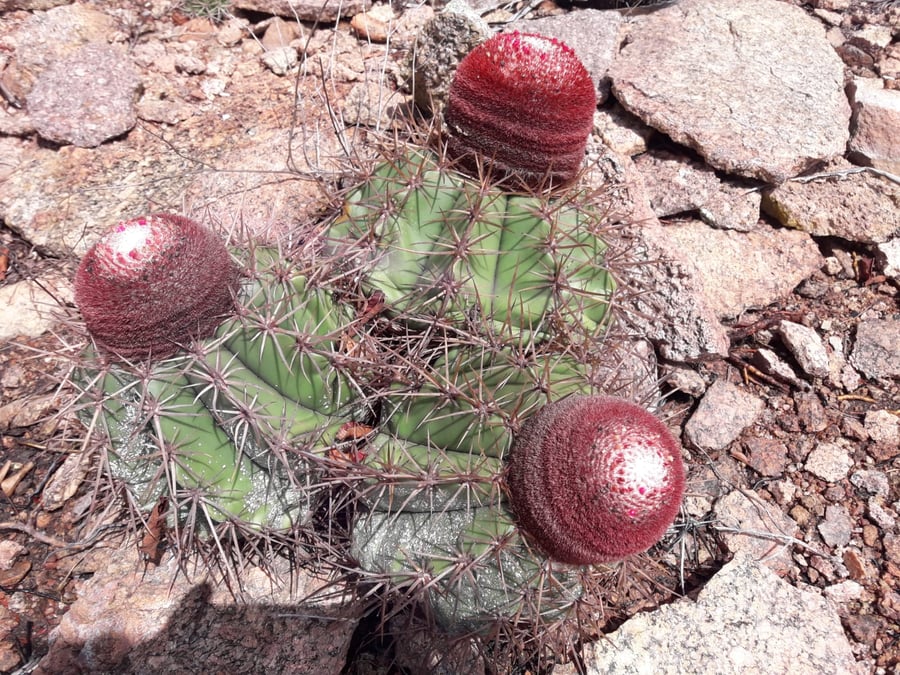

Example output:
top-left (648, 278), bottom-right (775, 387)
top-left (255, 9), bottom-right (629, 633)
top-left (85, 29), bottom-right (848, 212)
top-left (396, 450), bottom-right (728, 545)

top-left (817, 504), bottom-right (853, 548)
top-left (805, 440), bottom-right (854, 482)
top-left (823, 580), bottom-right (863, 603)
top-left (778, 320), bottom-right (830, 378)
top-left (864, 410), bottom-right (900, 446)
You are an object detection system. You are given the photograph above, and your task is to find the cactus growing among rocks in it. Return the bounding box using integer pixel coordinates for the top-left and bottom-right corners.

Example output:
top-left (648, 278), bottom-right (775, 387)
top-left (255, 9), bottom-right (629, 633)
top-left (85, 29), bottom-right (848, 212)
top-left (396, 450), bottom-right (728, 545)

top-left (76, 217), bottom-right (360, 532)
top-left (68, 27), bottom-right (684, 671)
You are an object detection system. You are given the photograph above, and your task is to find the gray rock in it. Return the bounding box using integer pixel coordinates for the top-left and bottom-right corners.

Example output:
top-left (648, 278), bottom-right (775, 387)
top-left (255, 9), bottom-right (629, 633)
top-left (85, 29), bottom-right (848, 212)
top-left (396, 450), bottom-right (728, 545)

top-left (568, 555), bottom-right (861, 675)
top-left (633, 151), bottom-right (761, 231)
top-left (876, 238), bottom-right (900, 281)
top-left (27, 43), bottom-right (142, 148)
top-left (850, 318), bottom-right (900, 379)
top-left (752, 347), bottom-right (806, 390)
top-left (684, 379), bottom-right (764, 450)
top-left (610, 0), bottom-right (850, 183)
top-left (762, 168), bottom-right (900, 245)
top-left (607, 156), bottom-right (730, 361)
top-left (864, 410), bottom-right (900, 447)
top-left (778, 321), bottom-right (831, 379)
top-left (36, 546), bottom-right (360, 675)
top-left (232, 0), bottom-right (370, 22)
top-left (620, 219), bottom-right (730, 360)
top-left (713, 490), bottom-right (798, 573)
top-left (805, 440), bottom-right (854, 483)
top-left (850, 469), bottom-right (890, 498)
top-left (0, 276), bottom-right (72, 341)
top-left (652, 219), bottom-right (823, 320)
top-left (513, 10), bottom-right (623, 104)
top-left (261, 45), bottom-right (298, 75)
top-left (404, 0), bottom-right (490, 116)
top-left (594, 104), bottom-right (655, 156)
top-left (0, 0), bottom-right (70, 9)
top-left (0, 3), bottom-right (115, 105)
top-left (848, 77), bottom-right (900, 175)
top-left (818, 504), bottom-right (853, 548)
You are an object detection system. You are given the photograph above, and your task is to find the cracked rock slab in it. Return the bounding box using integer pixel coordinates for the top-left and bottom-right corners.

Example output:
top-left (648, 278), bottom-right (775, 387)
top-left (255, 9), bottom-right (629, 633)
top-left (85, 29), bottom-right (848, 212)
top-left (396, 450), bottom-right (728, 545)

top-left (633, 150), bottom-right (762, 231)
top-left (651, 219), bottom-right (824, 320)
top-left (610, 0), bottom-right (850, 183)
top-left (36, 545), bottom-right (360, 675)
top-left (762, 168), bottom-right (900, 244)
top-left (564, 554), bottom-right (861, 675)
top-left (26, 43), bottom-right (142, 148)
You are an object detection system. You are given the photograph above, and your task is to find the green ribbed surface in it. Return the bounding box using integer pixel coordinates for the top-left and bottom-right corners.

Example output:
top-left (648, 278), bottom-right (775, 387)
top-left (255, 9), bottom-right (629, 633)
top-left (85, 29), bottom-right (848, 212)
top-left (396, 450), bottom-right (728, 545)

top-left (329, 149), bottom-right (615, 340)
top-left (89, 253), bottom-right (355, 529)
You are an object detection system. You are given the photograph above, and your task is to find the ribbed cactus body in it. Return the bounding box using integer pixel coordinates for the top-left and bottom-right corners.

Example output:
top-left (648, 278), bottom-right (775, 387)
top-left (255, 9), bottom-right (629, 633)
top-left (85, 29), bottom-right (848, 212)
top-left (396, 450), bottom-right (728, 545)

top-left (329, 149), bottom-right (615, 341)
top-left (85, 251), bottom-right (356, 529)
top-left (350, 345), bottom-right (599, 631)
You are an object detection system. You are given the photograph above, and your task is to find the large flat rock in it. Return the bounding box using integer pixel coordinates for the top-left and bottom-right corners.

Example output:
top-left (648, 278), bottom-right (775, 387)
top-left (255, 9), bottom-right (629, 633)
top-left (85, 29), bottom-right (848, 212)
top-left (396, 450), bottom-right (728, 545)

top-left (610, 0), bottom-right (850, 183)
top-left (559, 554), bottom-right (862, 675)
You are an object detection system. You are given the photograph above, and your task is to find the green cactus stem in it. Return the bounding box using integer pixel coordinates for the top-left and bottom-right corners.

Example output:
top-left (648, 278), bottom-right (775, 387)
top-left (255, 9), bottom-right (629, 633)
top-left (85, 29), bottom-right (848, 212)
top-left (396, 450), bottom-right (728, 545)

top-left (328, 148), bottom-right (616, 343)
top-left (347, 344), bottom-right (601, 632)
top-left (80, 246), bottom-right (359, 530)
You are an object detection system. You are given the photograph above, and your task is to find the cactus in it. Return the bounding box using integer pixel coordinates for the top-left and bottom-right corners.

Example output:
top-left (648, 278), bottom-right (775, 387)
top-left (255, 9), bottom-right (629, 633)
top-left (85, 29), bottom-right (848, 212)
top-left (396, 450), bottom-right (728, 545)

top-left (68, 27), bottom-right (685, 671)
top-left (76, 218), bottom-right (359, 532)
top-left (327, 147), bottom-right (615, 343)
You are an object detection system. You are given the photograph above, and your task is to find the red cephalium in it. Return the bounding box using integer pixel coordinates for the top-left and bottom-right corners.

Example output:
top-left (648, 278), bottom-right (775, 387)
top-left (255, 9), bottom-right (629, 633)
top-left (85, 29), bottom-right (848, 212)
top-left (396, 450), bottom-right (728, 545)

top-left (445, 32), bottom-right (597, 190)
top-left (74, 214), bottom-right (239, 360)
top-left (507, 395), bottom-right (685, 565)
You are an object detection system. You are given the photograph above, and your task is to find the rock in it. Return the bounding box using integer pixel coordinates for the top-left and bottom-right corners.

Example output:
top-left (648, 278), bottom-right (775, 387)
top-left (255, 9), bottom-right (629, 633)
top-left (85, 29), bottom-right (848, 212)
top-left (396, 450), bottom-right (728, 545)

top-left (743, 436), bottom-right (789, 478)
top-left (805, 440), bottom-right (854, 483)
top-left (260, 16), bottom-right (304, 50)
top-left (651, 219), bottom-right (823, 320)
top-left (850, 469), bottom-right (890, 497)
top-left (513, 9), bottom-right (623, 104)
top-left (568, 555), bottom-right (861, 675)
top-left (181, 126), bottom-right (344, 245)
top-left (405, 0), bottom-right (490, 115)
top-left (594, 104), bottom-right (655, 156)
top-left (794, 391), bottom-right (829, 434)
top-left (36, 545), bottom-right (360, 675)
top-left (762, 168), bottom-right (900, 245)
top-left (0, 276), bottom-right (72, 340)
top-left (27, 43), bottom-right (142, 148)
top-left (684, 379), bottom-right (764, 450)
top-left (864, 410), bottom-right (900, 447)
top-left (661, 363), bottom-right (707, 397)
top-left (848, 77), bottom-right (900, 174)
top-left (633, 151), bottom-right (761, 231)
top-left (232, 0), bottom-right (371, 22)
top-left (620, 219), bottom-right (730, 360)
top-left (261, 45), bottom-right (298, 75)
top-left (0, 541), bottom-right (26, 570)
top-left (714, 490), bottom-right (799, 573)
top-left (876, 238), bottom-right (900, 280)
top-left (752, 348), bottom-right (806, 390)
top-left (350, 5), bottom-right (395, 44)
top-left (0, 3), bottom-right (116, 105)
top-left (603, 155), bottom-right (730, 361)
top-left (818, 504), bottom-right (853, 548)
top-left (0, 0), bottom-right (70, 9)
top-left (0, 131), bottom-right (198, 256)
top-left (609, 0), bottom-right (850, 183)
top-left (777, 321), bottom-right (831, 379)
top-left (823, 580), bottom-right (864, 604)
top-left (850, 318), bottom-right (900, 379)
